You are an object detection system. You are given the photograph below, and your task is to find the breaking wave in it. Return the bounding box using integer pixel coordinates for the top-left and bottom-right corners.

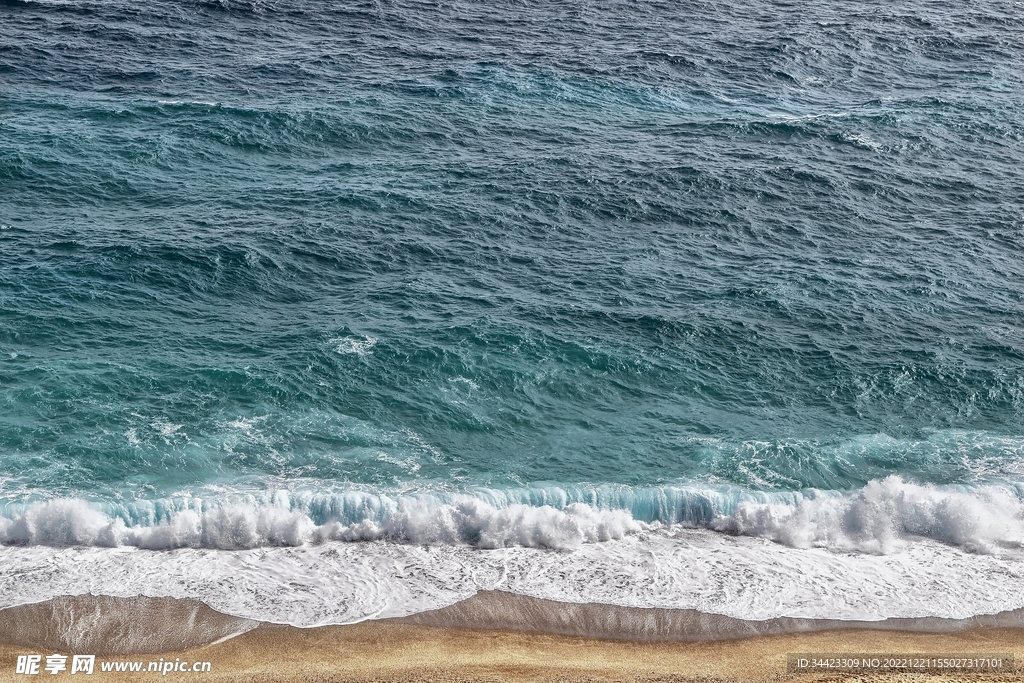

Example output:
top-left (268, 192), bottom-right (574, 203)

top-left (2, 476), bottom-right (1024, 554)
top-left (0, 497), bottom-right (640, 550)
top-left (709, 476), bottom-right (1024, 554)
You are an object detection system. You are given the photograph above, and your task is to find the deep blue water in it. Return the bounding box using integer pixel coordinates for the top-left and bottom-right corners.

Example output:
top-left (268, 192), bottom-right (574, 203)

top-left (2, 0), bottom-right (1024, 544)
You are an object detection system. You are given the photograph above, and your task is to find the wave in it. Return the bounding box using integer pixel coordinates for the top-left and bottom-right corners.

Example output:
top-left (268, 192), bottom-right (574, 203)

top-left (710, 476), bottom-right (1024, 554)
top-left (3, 476), bottom-right (1024, 554)
top-left (4, 525), bottom-right (1024, 627)
top-left (0, 497), bottom-right (640, 550)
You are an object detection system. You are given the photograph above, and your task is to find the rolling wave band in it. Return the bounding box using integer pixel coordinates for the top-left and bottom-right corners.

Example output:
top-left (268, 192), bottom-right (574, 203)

top-left (1, 476), bottom-right (1022, 553)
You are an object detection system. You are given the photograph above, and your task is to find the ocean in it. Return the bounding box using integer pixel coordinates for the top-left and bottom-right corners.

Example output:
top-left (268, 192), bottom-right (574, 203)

top-left (2, 0), bottom-right (1024, 628)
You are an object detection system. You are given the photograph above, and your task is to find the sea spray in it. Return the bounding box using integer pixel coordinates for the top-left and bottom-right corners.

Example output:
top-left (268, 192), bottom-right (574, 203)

top-left (3, 478), bottom-right (1024, 554)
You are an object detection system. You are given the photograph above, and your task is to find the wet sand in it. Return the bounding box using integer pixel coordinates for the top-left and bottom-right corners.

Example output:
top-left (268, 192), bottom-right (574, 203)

top-left (1, 594), bottom-right (1022, 682)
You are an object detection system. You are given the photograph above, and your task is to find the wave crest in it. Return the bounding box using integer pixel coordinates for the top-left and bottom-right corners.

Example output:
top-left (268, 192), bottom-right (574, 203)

top-left (0, 497), bottom-right (640, 550)
top-left (2, 477), bottom-right (1023, 553)
top-left (711, 476), bottom-right (1024, 554)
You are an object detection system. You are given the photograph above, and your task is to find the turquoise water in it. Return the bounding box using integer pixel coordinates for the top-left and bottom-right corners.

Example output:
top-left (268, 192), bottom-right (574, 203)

top-left (2, 0), bottom-right (1024, 559)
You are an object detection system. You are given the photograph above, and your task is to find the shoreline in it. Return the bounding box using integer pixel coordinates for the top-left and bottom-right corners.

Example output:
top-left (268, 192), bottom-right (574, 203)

top-left (397, 590), bottom-right (1024, 641)
top-left (2, 594), bottom-right (1024, 682)
top-left (3, 620), bottom-right (1023, 682)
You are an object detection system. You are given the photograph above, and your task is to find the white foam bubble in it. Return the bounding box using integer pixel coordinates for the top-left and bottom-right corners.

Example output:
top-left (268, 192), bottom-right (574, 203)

top-left (329, 335), bottom-right (377, 357)
top-left (710, 476), bottom-right (1024, 554)
top-left (0, 499), bottom-right (122, 548)
top-left (4, 477), bottom-right (1024, 556)
top-left (3, 478), bottom-right (1024, 626)
top-left (156, 100), bottom-right (220, 107)
top-left (0, 496), bottom-right (640, 550)
top-left (318, 499), bottom-right (641, 549)
top-left (2, 528), bottom-right (1024, 627)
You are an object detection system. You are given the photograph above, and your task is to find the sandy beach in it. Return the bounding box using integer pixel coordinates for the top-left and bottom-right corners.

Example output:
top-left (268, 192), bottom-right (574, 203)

top-left (2, 594), bottom-right (1022, 682)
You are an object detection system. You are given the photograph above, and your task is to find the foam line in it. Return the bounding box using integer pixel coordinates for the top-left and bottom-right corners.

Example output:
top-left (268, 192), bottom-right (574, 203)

top-left (397, 590), bottom-right (1024, 641)
top-left (1, 476), bottom-right (1023, 553)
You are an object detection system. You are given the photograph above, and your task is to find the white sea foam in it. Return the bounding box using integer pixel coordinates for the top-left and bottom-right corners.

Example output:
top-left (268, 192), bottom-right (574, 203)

top-left (156, 100), bottom-right (219, 107)
top-left (0, 497), bottom-right (640, 550)
top-left (2, 477), bottom-right (1024, 555)
top-left (2, 482), bottom-right (1024, 627)
top-left (318, 499), bottom-right (640, 548)
top-left (710, 476), bottom-right (1024, 554)
top-left (329, 335), bottom-right (377, 357)
top-left (2, 529), bottom-right (1024, 627)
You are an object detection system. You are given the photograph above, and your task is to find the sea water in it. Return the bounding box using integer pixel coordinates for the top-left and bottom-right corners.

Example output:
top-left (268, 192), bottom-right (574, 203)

top-left (2, 0), bottom-right (1024, 627)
